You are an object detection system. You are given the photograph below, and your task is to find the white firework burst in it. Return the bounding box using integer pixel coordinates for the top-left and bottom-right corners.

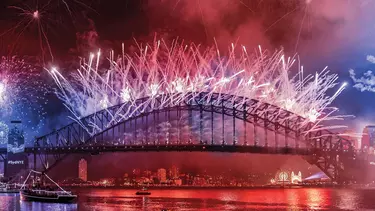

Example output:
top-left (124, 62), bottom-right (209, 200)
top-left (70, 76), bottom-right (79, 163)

top-left (47, 40), bottom-right (348, 136)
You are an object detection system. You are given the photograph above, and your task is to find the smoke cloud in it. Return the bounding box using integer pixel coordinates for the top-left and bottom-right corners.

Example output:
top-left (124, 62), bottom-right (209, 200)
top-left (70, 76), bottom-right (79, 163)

top-left (146, 0), bottom-right (375, 58)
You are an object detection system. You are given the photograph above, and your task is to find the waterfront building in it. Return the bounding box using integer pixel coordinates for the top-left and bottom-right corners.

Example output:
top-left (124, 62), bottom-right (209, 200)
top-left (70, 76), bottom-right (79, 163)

top-left (291, 171), bottom-right (302, 184)
top-left (99, 178), bottom-right (115, 186)
top-left (174, 179), bottom-right (182, 186)
top-left (169, 165), bottom-right (179, 179)
top-left (274, 170), bottom-right (302, 184)
top-left (192, 175), bottom-right (207, 186)
top-left (157, 168), bottom-right (167, 183)
top-left (132, 168), bottom-right (141, 177)
top-left (143, 170), bottom-right (152, 178)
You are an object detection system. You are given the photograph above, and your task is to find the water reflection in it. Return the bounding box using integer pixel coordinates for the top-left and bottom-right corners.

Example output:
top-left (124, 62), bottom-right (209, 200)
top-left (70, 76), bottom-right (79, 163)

top-left (306, 188), bottom-right (329, 210)
top-left (0, 188), bottom-right (374, 210)
top-left (336, 189), bottom-right (360, 210)
top-left (0, 193), bottom-right (20, 210)
top-left (286, 189), bottom-right (299, 209)
top-left (20, 201), bottom-right (78, 211)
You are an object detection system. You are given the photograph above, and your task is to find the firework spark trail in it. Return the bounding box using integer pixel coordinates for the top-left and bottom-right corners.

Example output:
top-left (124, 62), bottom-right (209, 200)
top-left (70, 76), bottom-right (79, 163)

top-left (47, 40), bottom-right (347, 137)
top-left (0, 57), bottom-right (49, 143)
top-left (2, 0), bottom-right (97, 62)
top-left (3, 5), bottom-right (54, 62)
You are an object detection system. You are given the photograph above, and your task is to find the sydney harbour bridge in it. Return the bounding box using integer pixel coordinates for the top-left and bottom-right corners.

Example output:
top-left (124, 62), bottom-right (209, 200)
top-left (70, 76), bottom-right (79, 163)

top-left (0, 92), bottom-right (370, 184)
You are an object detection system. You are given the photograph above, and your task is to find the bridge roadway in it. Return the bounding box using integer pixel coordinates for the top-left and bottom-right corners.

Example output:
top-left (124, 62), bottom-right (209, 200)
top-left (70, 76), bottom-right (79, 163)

top-left (0, 145), bottom-right (346, 155)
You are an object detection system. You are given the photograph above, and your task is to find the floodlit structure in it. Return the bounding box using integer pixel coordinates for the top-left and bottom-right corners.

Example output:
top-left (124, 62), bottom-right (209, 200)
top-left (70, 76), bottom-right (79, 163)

top-left (78, 159), bottom-right (88, 181)
top-left (291, 171), bottom-right (302, 184)
top-left (275, 170), bottom-right (302, 184)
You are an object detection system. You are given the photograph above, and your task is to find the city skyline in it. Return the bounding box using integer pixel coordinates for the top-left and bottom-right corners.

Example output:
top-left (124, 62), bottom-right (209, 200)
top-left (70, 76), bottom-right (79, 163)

top-left (72, 156), bottom-right (319, 184)
top-left (67, 161), bottom-right (311, 187)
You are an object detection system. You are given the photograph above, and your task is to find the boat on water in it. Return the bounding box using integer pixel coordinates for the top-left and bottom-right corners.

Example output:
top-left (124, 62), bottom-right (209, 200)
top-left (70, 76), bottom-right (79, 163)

top-left (135, 187), bottom-right (151, 195)
top-left (20, 170), bottom-right (77, 203)
top-left (20, 189), bottom-right (77, 203)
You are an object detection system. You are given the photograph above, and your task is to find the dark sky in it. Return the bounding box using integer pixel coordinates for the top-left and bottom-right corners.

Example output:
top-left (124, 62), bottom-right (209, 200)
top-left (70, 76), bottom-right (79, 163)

top-left (17, 0), bottom-right (375, 132)
top-left (1, 0), bottom-right (375, 177)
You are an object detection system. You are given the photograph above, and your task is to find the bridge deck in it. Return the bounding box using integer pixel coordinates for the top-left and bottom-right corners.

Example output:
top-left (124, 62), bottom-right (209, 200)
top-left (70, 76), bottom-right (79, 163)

top-left (0, 145), bottom-right (346, 155)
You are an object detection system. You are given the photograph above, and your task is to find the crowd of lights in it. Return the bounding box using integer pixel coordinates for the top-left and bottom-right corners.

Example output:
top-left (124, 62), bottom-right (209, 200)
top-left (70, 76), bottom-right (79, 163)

top-left (46, 40), bottom-right (348, 136)
top-left (0, 57), bottom-right (49, 144)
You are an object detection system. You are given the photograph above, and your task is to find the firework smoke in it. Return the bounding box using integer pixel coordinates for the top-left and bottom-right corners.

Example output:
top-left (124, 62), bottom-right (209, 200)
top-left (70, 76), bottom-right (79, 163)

top-left (147, 0), bottom-right (375, 55)
top-left (47, 40), bottom-right (347, 137)
top-left (349, 55), bottom-right (375, 92)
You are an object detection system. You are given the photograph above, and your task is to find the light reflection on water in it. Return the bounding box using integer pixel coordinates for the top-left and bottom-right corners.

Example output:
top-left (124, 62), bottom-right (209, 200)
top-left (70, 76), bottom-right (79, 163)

top-left (1, 188), bottom-right (375, 211)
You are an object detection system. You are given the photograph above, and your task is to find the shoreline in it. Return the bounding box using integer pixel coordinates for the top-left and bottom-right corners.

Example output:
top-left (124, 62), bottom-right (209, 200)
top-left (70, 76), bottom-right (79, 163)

top-left (64, 184), bottom-right (341, 190)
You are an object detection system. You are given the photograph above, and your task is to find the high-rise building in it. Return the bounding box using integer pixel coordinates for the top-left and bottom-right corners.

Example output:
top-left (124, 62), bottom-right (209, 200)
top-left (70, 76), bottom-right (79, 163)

top-left (143, 170), bottom-right (152, 178)
top-left (169, 165), bottom-right (179, 179)
top-left (157, 168), bottom-right (167, 183)
top-left (78, 159), bottom-right (88, 181)
top-left (133, 168), bottom-right (141, 177)
top-left (5, 121), bottom-right (28, 178)
top-left (362, 126), bottom-right (375, 148)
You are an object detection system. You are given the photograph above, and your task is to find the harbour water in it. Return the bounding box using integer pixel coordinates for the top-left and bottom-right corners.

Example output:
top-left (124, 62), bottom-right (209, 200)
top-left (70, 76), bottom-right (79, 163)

top-left (1, 188), bottom-right (375, 210)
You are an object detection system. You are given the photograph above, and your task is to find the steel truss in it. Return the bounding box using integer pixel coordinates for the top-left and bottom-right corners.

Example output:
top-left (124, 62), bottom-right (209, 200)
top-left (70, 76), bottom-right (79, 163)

top-left (31, 92), bottom-right (355, 183)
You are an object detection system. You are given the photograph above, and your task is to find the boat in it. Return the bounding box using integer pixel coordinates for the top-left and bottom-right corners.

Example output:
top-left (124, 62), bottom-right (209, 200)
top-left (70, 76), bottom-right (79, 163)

top-left (20, 189), bottom-right (77, 203)
top-left (20, 170), bottom-right (77, 203)
top-left (135, 187), bottom-right (151, 195)
top-left (0, 183), bottom-right (20, 193)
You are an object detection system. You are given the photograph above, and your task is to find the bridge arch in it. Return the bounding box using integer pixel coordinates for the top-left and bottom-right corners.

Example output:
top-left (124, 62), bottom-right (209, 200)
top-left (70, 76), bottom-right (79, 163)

top-left (33, 92), bottom-right (354, 183)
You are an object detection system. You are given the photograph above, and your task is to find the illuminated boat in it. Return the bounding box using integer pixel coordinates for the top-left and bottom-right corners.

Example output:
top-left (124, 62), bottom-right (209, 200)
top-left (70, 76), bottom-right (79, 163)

top-left (135, 187), bottom-right (151, 195)
top-left (20, 170), bottom-right (77, 203)
top-left (20, 189), bottom-right (77, 203)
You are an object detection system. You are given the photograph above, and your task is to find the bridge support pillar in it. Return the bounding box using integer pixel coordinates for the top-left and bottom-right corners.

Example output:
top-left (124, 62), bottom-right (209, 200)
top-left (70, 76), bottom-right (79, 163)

top-left (199, 105), bottom-right (203, 144)
top-left (243, 103), bottom-right (247, 146)
top-left (211, 106), bottom-right (214, 145)
top-left (233, 109), bottom-right (236, 145)
top-left (34, 152), bottom-right (36, 172)
top-left (222, 100), bottom-right (225, 145)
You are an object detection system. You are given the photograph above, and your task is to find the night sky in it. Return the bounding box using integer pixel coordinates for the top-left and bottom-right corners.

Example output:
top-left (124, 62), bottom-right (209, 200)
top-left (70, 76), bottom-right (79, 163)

top-left (1, 0), bottom-right (375, 177)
